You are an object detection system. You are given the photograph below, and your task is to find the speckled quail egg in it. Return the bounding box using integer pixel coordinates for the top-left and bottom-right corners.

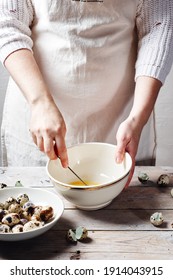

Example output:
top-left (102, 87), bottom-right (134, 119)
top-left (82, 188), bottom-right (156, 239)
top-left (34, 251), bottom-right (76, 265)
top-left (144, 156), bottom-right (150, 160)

top-left (40, 206), bottom-right (54, 222)
top-left (150, 212), bottom-right (164, 226)
top-left (31, 206), bottom-right (43, 221)
top-left (12, 224), bottom-right (24, 233)
top-left (2, 213), bottom-right (20, 227)
top-left (22, 201), bottom-right (35, 214)
top-left (23, 220), bottom-right (43, 232)
top-left (0, 224), bottom-right (11, 233)
top-left (4, 196), bottom-right (17, 210)
top-left (0, 209), bottom-right (8, 222)
top-left (0, 193), bottom-right (55, 235)
top-left (8, 203), bottom-right (21, 214)
top-left (157, 174), bottom-right (170, 186)
top-left (16, 193), bottom-right (29, 206)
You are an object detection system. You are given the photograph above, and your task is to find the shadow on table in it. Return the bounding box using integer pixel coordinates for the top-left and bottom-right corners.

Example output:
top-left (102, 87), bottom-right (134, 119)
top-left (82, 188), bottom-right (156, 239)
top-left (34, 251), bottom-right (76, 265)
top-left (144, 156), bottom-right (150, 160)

top-left (0, 216), bottom-right (79, 260)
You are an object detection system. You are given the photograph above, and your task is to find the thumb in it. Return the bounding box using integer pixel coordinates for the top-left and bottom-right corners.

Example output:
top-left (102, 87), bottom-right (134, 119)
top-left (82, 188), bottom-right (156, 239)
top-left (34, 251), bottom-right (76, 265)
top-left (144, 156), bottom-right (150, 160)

top-left (115, 141), bottom-right (126, 163)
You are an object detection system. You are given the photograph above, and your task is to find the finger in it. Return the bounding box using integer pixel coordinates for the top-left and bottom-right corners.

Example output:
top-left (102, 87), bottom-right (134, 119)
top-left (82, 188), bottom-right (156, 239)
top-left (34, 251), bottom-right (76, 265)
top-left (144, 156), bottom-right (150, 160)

top-left (124, 159), bottom-right (135, 188)
top-left (36, 136), bottom-right (44, 152)
top-left (31, 133), bottom-right (37, 145)
top-left (55, 135), bottom-right (68, 168)
top-left (115, 141), bottom-right (126, 163)
top-left (43, 136), bottom-right (57, 160)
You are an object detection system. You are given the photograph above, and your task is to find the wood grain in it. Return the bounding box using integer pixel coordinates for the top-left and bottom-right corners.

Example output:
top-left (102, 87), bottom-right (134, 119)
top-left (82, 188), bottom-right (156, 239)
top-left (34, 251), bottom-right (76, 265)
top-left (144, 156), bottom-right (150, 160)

top-left (0, 166), bottom-right (173, 260)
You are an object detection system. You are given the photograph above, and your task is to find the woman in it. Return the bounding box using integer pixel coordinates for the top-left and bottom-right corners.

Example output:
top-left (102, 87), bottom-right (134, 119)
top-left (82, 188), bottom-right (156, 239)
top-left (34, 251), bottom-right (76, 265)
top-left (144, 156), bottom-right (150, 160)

top-left (0, 0), bottom-right (173, 182)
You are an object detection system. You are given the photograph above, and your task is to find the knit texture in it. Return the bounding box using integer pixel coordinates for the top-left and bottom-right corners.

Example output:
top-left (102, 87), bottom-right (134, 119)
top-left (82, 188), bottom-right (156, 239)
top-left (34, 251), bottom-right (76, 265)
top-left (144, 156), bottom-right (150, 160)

top-left (0, 0), bottom-right (34, 62)
top-left (135, 0), bottom-right (173, 83)
top-left (0, 0), bottom-right (173, 83)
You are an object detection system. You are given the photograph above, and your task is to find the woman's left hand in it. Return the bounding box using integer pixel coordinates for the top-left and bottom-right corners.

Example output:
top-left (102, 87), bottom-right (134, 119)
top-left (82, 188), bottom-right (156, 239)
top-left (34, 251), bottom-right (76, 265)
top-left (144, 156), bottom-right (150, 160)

top-left (115, 117), bottom-right (143, 187)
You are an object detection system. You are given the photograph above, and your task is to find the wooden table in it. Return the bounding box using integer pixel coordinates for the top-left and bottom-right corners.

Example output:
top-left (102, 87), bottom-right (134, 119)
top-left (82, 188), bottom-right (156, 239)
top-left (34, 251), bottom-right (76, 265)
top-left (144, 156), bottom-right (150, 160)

top-left (0, 166), bottom-right (173, 260)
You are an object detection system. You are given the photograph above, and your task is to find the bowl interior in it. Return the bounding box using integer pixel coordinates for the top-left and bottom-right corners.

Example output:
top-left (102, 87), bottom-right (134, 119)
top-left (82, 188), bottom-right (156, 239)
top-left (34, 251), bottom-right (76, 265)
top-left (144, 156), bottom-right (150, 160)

top-left (47, 143), bottom-right (132, 187)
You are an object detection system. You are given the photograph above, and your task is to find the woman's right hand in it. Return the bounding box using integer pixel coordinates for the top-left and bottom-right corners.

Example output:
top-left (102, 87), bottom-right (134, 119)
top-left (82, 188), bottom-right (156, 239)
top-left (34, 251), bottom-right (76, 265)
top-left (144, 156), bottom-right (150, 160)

top-left (30, 97), bottom-right (68, 168)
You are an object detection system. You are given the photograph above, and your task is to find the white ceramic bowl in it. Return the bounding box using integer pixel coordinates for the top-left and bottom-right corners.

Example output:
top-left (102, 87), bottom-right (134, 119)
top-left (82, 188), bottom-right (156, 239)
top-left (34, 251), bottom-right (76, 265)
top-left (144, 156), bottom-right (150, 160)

top-left (0, 187), bottom-right (64, 241)
top-left (46, 142), bottom-right (132, 210)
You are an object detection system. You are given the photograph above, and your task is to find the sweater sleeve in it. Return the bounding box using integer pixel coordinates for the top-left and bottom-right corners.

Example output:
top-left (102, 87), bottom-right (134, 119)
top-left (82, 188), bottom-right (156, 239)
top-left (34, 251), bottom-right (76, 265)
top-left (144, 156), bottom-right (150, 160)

top-left (135, 0), bottom-right (173, 84)
top-left (0, 0), bottom-right (34, 64)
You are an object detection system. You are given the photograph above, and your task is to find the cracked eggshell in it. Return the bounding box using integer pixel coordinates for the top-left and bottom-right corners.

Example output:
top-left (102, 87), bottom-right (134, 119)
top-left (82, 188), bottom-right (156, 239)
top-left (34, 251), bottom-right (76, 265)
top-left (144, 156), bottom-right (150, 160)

top-left (138, 172), bottom-right (149, 184)
top-left (75, 226), bottom-right (88, 240)
top-left (66, 229), bottom-right (77, 242)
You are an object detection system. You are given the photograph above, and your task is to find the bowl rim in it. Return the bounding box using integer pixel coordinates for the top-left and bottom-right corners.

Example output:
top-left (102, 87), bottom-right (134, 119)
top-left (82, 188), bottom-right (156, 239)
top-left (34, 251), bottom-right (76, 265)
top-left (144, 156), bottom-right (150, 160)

top-left (46, 142), bottom-right (132, 190)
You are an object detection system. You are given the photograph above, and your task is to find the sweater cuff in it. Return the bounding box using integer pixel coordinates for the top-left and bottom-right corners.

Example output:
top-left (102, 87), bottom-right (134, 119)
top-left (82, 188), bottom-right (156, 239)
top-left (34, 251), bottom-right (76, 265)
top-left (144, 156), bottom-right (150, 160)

top-left (135, 64), bottom-right (171, 85)
top-left (0, 41), bottom-right (33, 65)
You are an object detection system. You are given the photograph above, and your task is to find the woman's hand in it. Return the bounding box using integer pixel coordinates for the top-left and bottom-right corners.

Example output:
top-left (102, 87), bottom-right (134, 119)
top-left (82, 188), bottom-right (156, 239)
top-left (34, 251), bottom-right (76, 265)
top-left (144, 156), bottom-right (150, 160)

top-left (115, 117), bottom-right (143, 187)
top-left (115, 76), bottom-right (162, 187)
top-left (30, 97), bottom-right (68, 168)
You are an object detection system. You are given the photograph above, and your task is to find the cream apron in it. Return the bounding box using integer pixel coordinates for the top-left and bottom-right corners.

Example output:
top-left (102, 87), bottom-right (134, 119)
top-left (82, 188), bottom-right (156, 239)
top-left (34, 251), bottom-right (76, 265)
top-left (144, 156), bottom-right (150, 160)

top-left (1, 0), bottom-right (155, 166)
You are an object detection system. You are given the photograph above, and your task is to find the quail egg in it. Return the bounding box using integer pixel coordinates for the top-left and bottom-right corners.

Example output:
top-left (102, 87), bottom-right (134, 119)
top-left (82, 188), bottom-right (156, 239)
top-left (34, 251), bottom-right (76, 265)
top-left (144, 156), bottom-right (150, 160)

top-left (12, 224), bottom-right (24, 233)
top-left (16, 193), bottom-right (29, 206)
top-left (4, 196), bottom-right (17, 210)
top-left (0, 224), bottom-right (11, 233)
top-left (8, 203), bottom-right (21, 214)
top-left (2, 213), bottom-right (20, 227)
top-left (23, 220), bottom-right (43, 232)
top-left (0, 209), bottom-right (8, 222)
top-left (0, 193), bottom-right (54, 235)
top-left (157, 174), bottom-right (170, 186)
top-left (150, 212), bottom-right (164, 226)
top-left (40, 206), bottom-right (54, 222)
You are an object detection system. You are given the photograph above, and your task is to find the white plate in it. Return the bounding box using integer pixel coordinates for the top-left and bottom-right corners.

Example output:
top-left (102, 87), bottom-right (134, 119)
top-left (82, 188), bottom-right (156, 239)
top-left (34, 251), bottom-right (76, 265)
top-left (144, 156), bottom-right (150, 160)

top-left (0, 187), bottom-right (64, 241)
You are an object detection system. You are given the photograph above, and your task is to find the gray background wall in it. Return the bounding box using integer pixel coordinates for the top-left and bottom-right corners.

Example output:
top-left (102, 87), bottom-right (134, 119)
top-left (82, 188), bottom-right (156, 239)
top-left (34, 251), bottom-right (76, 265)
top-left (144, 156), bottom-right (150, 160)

top-left (0, 65), bottom-right (8, 165)
top-left (0, 63), bottom-right (173, 166)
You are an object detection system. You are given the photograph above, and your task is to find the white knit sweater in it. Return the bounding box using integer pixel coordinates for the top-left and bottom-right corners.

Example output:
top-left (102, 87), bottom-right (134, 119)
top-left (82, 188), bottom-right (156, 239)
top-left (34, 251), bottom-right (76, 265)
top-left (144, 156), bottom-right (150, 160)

top-left (0, 0), bottom-right (173, 83)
